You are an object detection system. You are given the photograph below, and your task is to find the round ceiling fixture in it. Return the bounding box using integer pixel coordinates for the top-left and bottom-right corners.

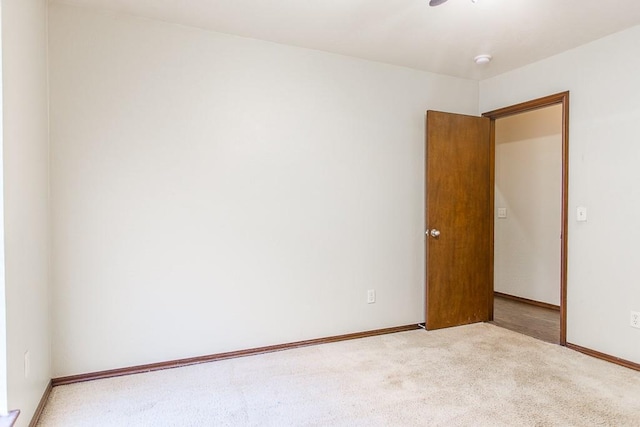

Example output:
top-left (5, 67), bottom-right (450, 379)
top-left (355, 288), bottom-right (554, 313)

top-left (430, 0), bottom-right (478, 5)
top-left (474, 54), bottom-right (492, 65)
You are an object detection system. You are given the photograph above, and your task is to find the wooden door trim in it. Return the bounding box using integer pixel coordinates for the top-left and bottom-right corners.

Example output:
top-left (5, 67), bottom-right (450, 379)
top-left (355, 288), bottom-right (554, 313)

top-left (482, 91), bottom-right (569, 346)
top-left (487, 118), bottom-right (496, 321)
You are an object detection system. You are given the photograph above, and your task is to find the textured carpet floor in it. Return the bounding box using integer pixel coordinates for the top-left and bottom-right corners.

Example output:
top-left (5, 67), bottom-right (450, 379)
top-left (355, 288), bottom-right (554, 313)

top-left (38, 323), bottom-right (640, 426)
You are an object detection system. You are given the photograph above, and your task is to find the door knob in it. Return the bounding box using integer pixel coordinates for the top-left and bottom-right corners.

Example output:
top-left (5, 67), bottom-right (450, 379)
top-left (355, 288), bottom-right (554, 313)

top-left (430, 229), bottom-right (441, 238)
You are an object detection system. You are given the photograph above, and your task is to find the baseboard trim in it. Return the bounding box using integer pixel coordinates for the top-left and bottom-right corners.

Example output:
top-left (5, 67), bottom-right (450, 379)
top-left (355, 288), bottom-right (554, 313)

top-left (52, 324), bottom-right (420, 386)
top-left (0, 410), bottom-right (19, 427)
top-left (567, 343), bottom-right (640, 372)
top-left (28, 380), bottom-right (52, 427)
top-left (494, 292), bottom-right (560, 311)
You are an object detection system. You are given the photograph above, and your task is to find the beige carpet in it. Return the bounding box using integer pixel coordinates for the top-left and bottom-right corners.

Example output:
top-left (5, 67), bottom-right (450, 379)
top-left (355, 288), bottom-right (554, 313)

top-left (38, 324), bottom-right (640, 426)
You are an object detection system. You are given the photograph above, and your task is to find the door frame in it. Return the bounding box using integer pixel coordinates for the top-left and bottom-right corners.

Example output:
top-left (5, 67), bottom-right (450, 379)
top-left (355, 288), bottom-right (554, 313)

top-left (482, 91), bottom-right (569, 346)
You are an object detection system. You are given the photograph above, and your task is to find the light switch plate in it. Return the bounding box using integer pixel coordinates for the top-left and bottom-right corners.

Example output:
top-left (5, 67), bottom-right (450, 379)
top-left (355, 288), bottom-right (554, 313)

top-left (497, 207), bottom-right (507, 219)
top-left (577, 206), bottom-right (587, 222)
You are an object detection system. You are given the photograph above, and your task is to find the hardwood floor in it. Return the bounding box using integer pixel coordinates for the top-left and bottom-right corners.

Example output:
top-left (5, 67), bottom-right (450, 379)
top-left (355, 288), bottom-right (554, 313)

top-left (491, 295), bottom-right (560, 344)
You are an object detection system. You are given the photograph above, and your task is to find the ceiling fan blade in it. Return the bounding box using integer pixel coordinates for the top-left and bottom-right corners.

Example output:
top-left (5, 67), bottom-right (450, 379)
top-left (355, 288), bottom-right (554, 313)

top-left (429, 0), bottom-right (448, 6)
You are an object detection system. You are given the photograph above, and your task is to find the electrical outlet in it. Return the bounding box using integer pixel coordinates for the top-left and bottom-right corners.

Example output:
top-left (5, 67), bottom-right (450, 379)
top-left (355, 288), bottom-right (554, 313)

top-left (631, 311), bottom-right (640, 329)
top-left (24, 351), bottom-right (30, 378)
top-left (367, 289), bottom-right (376, 304)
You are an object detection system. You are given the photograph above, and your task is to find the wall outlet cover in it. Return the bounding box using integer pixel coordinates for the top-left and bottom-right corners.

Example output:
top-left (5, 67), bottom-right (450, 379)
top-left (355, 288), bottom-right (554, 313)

top-left (631, 311), bottom-right (640, 329)
top-left (367, 289), bottom-right (376, 304)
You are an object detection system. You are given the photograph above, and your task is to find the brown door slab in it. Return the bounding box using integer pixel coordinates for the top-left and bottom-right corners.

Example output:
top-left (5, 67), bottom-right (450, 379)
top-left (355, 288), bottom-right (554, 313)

top-left (425, 111), bottom-right (491, 330)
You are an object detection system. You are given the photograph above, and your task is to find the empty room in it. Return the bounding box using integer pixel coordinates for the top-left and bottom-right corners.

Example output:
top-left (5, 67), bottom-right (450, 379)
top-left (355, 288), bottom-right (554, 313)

top-left (2, 0), bottom-right (640, 426)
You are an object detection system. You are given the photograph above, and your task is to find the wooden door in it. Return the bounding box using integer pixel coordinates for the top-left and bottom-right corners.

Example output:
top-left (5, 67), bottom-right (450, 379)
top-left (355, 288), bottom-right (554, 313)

top-left (425, 111), bottom-right (492, 330)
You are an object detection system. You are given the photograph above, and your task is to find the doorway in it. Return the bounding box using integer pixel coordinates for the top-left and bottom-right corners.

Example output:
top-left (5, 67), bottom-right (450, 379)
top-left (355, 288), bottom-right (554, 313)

top-left (483, 92), bottom-right (569, 345)
top-left (423, 93), bottom-right (568, 343)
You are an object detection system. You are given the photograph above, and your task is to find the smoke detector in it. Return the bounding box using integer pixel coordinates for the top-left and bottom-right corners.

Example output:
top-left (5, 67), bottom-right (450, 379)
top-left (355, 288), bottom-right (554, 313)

top-left (474, 54), bottom-right (492, 65)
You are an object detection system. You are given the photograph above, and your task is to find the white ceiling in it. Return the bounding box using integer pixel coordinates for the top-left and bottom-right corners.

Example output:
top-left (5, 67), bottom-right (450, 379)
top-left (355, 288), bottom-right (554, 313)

top-left (53, 0), bottom-right (640, 80)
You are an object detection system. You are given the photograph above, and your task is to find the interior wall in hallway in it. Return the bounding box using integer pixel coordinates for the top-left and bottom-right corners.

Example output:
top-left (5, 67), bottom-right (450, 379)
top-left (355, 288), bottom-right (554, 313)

top-left (494, 105), bottom-right (562, 306)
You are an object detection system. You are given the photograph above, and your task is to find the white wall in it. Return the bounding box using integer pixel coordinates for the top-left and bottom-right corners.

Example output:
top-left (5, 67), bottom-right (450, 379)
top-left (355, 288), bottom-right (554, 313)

top-left (481, 25), bottom-right (640, 364)
top-left (494, 105), bottom-right (562, 306)
top-left (48, 4), bottom-right (478, 377)
top-left (1, 0), bottom-right (50, 425)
